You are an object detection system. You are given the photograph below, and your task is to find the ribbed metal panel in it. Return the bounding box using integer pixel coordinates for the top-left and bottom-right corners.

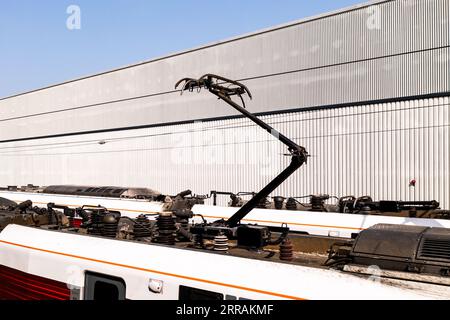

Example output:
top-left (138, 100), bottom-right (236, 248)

top-left (0, 0), bottom-right (449, 141)
top-left (0, 96), bottom-right (448, 209)
top-left (0, 0), bottom-right (448, 211)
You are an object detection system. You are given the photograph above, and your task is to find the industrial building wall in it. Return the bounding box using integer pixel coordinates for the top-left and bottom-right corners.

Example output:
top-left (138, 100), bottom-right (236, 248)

top-left (0, 0), bottom-right (449, 208)
top-left (0, 95), bottom-right (449, 208)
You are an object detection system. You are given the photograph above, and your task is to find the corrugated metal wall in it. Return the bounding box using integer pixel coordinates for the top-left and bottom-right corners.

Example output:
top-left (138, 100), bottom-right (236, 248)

top-left (1, 96), bottom-right (448, 208)
top-left (0, 0), bottom-right (449, 208)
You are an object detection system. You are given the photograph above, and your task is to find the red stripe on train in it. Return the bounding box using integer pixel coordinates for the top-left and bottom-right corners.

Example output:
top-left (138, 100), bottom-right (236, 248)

top-left (0, 265), bottom-right (70, 300)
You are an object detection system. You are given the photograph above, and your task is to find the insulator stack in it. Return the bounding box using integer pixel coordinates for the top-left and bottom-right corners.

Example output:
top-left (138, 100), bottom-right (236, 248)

top-left (280, 239), bottom-right (294, 261)
top-left (214, 234), bottom-right (229, 252)
top-left (134, 215), bottom-right (152, 239)
top-left (257, 197), bottom-right (270, 209)
top-left (310, 195), bottom-right (329, 212)
top-left (155, 212), bottom-right (176, 245)
top-left (89, 212), bottom-right (104, 236)
top-left (286, 198), bottom-right (298, 211)
top-left (102, 214), bottom-right (119, 238)
top-left (273, 197), bottom-right (285, 210)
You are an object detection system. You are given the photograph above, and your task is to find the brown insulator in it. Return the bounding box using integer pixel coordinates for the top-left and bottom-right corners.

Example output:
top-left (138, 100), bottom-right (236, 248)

top-left (280, 239), bottom-right (294, 261)
top-left (156, 212), bottom-right (176, 245)
top-left (286, 198), bottom-right (298, 211)
top-left (273, 197), bottom-right (285, 210)
top-left (257, 197), bottom-right (269, 209)
top-left (102, 214), bottom-right (118, 238)
top-left (214, 234), bottom-right (229, 252)
top-left (134, 215), bottom-right (152, 239)
top-left (310, 195), bottom-right (329, 212)
top-left (89, 212), bottom-right (104, 236)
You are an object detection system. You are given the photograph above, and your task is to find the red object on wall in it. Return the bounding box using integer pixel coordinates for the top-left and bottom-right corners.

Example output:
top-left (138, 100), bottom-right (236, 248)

top-left (410, 179), bottom-right (417, 187)
top-left (0, 265), bottom-right (71, 300)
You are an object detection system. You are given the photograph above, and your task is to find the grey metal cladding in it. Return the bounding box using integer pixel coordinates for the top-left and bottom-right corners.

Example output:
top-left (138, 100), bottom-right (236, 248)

top-left (0, 96), bottom-right (448, 209)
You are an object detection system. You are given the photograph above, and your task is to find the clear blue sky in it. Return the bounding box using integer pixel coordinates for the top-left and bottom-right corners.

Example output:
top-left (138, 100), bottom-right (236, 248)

top-left (0, 0), bottom-right (364, 98)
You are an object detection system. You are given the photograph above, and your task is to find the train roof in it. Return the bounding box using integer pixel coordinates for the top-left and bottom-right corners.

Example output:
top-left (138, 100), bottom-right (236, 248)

top-left (42, 185), bottom-right (162, 199)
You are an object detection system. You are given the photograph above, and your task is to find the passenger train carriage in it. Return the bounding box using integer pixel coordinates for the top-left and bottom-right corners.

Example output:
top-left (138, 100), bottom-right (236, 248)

top-left (2, 187), bottom-right (450, 239)
top-left (2, 220), bottom-right (450, 300)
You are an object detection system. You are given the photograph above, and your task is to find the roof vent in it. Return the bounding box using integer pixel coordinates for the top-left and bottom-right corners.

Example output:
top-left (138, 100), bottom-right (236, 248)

top-left (418, 238), bottom-right (450, 262)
